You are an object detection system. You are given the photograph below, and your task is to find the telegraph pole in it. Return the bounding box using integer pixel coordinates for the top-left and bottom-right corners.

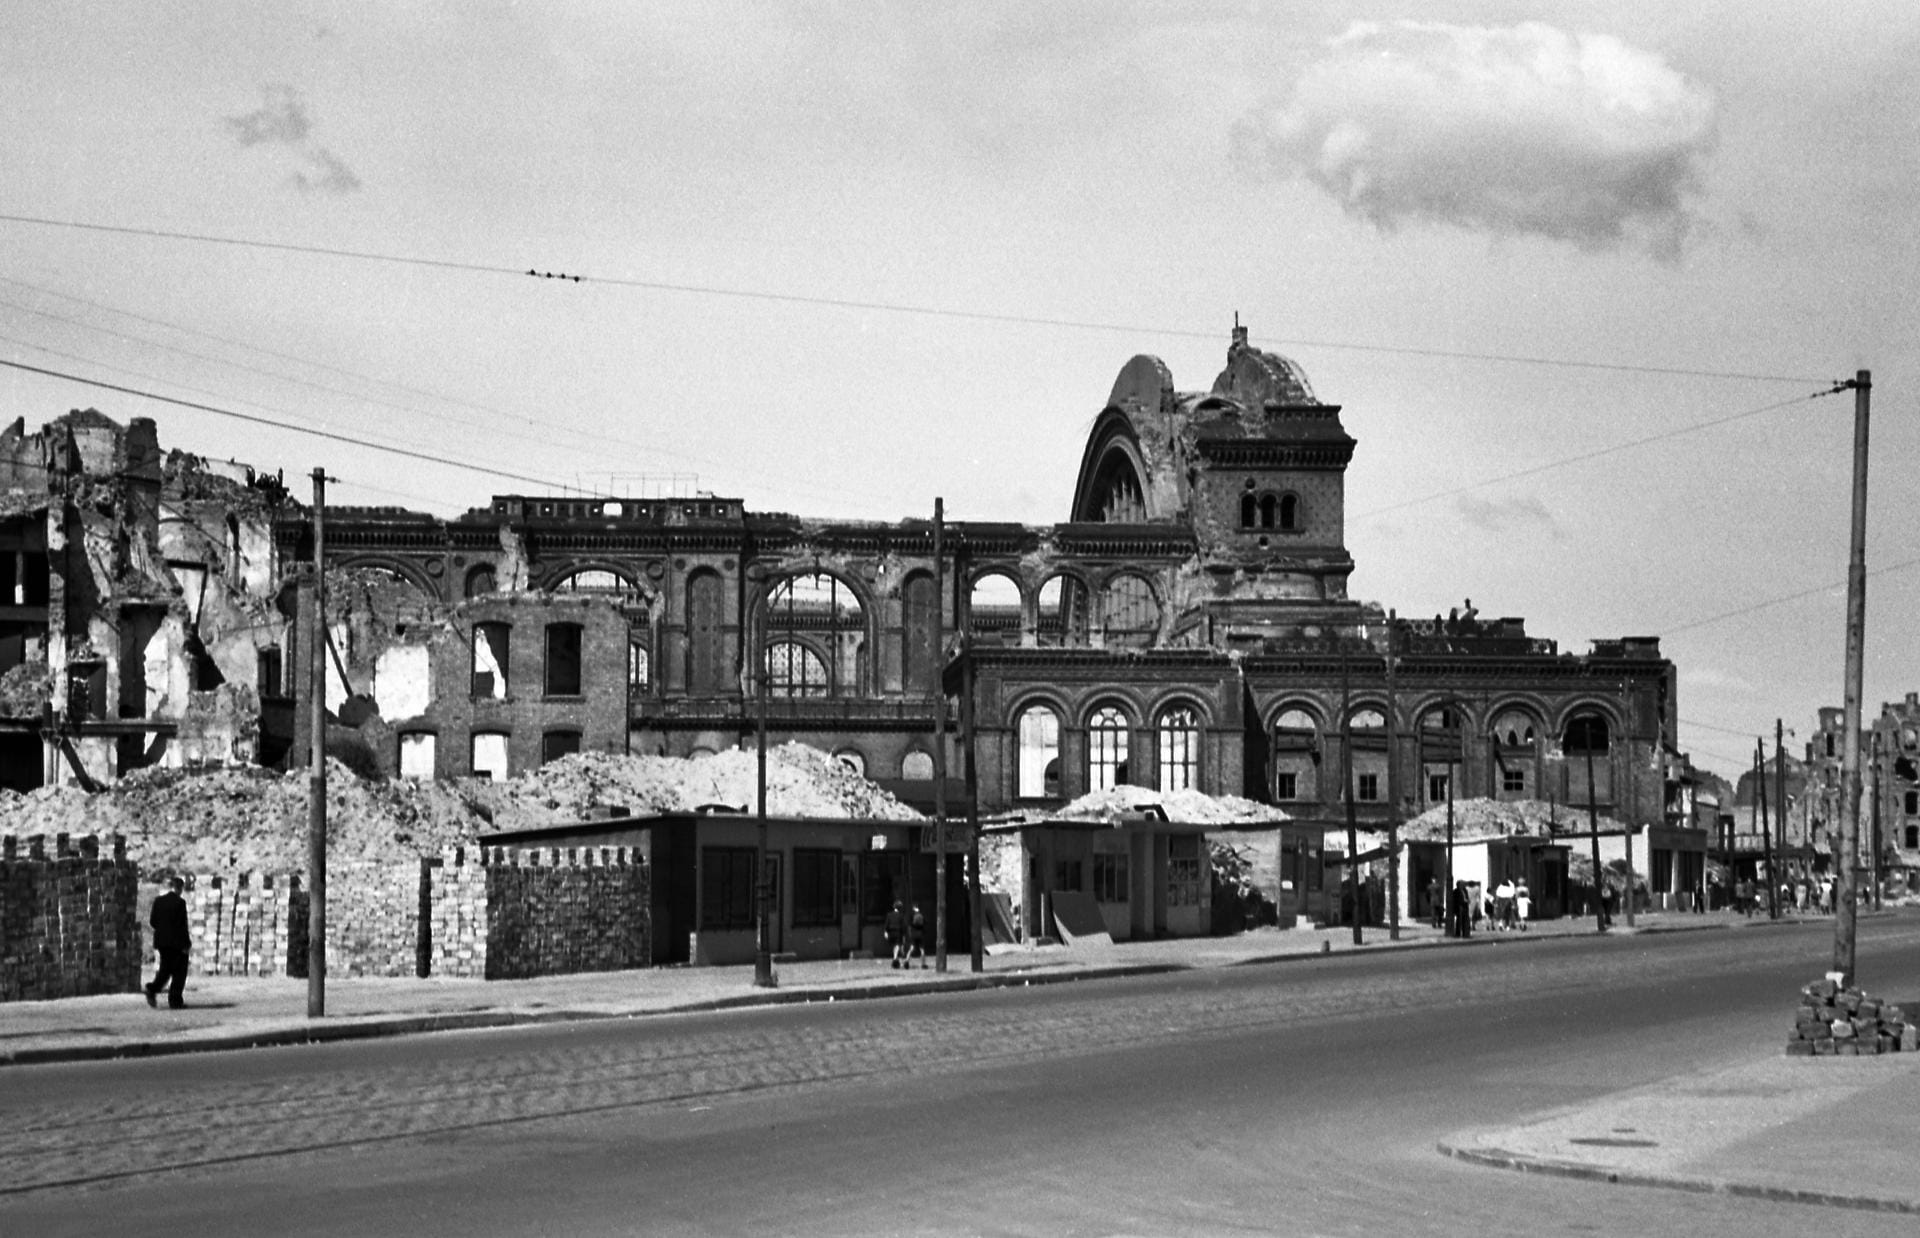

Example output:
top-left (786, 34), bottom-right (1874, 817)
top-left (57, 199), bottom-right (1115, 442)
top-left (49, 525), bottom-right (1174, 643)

top-left (1620, 688), bottom-right (1635, 928)
top-left (1340, 647), bottom-right (1361, 945)
top-left (754, 607), bottom-right (774, 989)
top-left (1776, 719), bottom-right (1790, 905)
top-left (1757, 738), bottom-right (1777, 919)
top-left (932, 499), bottom-right (948, 973)
top-left (306, 468), bottom-right (328, 1019)
top-left (1585, 737), bottom-right (1605, 932)
top-left (1834, 371), bottom-right (1870, 984)
top-left (962, 629), bottom-right (983, 972)
top-left (1383, 613), bottom-right (1401, 941)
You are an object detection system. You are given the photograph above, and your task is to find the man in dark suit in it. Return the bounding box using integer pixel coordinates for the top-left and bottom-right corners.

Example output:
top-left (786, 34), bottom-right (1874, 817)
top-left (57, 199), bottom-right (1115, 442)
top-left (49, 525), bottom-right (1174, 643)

top-left (145, 876), bottom-right (191, 1009)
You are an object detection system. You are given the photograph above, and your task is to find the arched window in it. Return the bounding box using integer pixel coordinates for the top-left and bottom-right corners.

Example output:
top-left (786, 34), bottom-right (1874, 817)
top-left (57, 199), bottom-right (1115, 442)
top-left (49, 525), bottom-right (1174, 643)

top-left (465, 564), bottom-right (497, 599)
top-left (1016, 705), bottom-right (1060, 799)
top-left (1490, 709), bottom-right (1538, 749)
top-left (1272, 706), bottom-right (1319, 802)
top-left (835, 749), bottom-right (866, 777)
top-left (628, 638), bottom-right (650, 693)
top-left (544, 622), bottom-right (583, 696)
top-left (765, 640), bottom-right (830, 698)
top-left (1101, 575), bottom-right (1159, 649)
top-left (1418, 704), bottom-right (1464, 803)
top-left (969, 572), bottom-right (1024, 645)
top-left (1088, 706), bottom-right (1131, 791)
top-left (765, 573), bottom-right (864, 697)
top-left (1564, 712), bottom-right (1614, 808)
top-left (1348, 707), bottom-right (1387, 803)
top-left (551, 569), bottom-right (632, 594)
top-left (1258, 494), bottom-right (1277, 529)
top-left (1565, 713), bottom-right (1611, 753)
top-left (1489, 708), bottom-right (1537, 798)
top-left (471, 622), bottom-right (510, 699)
top-left (1240, 493), bottom-right (1257, 528)
top-left (901, 751), bottom-right (934, 780)
top-left (1279, 493), bottom-right (1299, 531)
top-left (1158, 705), bottom-right (1199, 793)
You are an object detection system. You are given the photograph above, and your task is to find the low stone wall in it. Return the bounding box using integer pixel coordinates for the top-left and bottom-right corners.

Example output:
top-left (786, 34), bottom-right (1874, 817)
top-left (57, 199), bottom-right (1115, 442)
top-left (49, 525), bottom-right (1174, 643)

top-left (0, 834), bottom-right (141, 1001)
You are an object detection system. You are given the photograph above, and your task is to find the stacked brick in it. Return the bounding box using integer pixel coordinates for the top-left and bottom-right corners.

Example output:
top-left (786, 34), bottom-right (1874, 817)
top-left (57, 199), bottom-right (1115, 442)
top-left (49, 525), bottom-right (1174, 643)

top-left (184, 874), bottom-right (299, 977)
top-left (427, 849), bottom-right (490, 979)
top-left (1787, 977), bottom-right (1918, 1056)
top-left (478, 846), bottom-right (650, 981)
top-left (0, 834), bottom-right (141, 1001)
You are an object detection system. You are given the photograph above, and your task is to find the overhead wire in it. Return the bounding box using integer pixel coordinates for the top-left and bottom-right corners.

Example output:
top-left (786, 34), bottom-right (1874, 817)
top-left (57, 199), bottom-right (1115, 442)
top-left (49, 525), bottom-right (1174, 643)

top-left (0, 211), bottom-right (1837, 384)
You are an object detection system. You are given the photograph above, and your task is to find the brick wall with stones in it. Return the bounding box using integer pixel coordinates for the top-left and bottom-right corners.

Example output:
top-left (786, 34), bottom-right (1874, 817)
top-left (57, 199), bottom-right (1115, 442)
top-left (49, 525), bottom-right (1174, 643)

top-left (473, 846), bottom-right (650, 981)
top-left (0, 833), bottom-right (141, 1002)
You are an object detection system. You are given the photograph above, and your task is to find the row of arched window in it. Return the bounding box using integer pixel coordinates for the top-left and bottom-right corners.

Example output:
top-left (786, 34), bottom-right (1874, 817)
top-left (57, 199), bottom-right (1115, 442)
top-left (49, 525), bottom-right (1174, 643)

top-left (1012, 702), bottom-right (1204, 800)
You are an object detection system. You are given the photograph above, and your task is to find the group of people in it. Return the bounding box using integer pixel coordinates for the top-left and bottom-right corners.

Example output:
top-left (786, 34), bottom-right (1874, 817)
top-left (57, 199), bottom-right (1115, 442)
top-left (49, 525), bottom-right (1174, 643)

top-left (882, 899), bottom-right (928, 968)
top-left (1430, 876), bottom-right (1530, 938)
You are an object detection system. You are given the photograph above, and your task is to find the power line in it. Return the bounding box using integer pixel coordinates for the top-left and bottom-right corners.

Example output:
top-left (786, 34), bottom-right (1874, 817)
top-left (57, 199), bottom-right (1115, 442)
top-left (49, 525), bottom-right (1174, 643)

top-left (1658, 553), bottom-right (1920, 637)
top-left (0, 357), bottom-right (572, 491)
top-left (1354, 387), bottom-right (1842, 521)
top-left (0, 210), bottom-right (1836, 385)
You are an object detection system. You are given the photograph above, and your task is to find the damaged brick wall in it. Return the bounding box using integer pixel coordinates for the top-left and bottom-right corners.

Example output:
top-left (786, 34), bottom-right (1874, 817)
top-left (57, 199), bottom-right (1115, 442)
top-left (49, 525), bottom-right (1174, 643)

top-left (0, 833), bottom-right (141, 1002)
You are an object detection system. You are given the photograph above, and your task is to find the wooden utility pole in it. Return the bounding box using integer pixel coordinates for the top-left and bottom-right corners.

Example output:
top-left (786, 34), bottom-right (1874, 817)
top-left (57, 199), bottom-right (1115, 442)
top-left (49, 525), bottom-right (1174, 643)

top-left (306, 468), bottom-right (328, 1019)
top-left (1584, 737), bottom-right (1606, 931)
top-left (754, 625), bottom-right (774, 989)
top-left (932, 499), bottom-right (948, 973)
top-left (1620, 689), bottom-right (1635, 928)
top-left (1776, 719), bottom-right (1790, 905)
top-left (1340, 648), bottom-right (1360, 945)
top-left (1383, 613), bottom-right (1401, 942)
top-left (1869, 729), bottom-right (1883, 912)
top-left (1835, 371), bottom-right (1871, 984)
top-left (962, 629), bottom-right (983, 973)
top-left (1757, 739), bottom-right (1777, 919)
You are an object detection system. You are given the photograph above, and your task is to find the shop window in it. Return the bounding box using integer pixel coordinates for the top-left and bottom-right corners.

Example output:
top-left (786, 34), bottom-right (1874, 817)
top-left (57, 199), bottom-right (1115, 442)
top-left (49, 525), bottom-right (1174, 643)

top-left (471, 623), bottom-right (510, 699)
top-left (471, 732), bottom-right (509, 782)
top-left (398, 732), bottom-right (435, 780)
top-left (1016, 705), bottom-right (1060, 799)
top-left (792, 848), bottom-right (841, 928)
top-left (700, 847), bottom-right (758, 930)
top-left (1093, 852), bottom-right (1130, 904)
top-left (1088, 705), bottom-right (1130, 791)
top-left (1157, 705), bottom-right (1199, 793)
top-left (545, 623), bottom-right (583, 696)
top-left (541, 731), bottom-right (581, 765)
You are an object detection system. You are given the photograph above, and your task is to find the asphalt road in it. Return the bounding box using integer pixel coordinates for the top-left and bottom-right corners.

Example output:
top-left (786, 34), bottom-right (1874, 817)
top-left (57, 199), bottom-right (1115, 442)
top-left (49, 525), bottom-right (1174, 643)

top-left (4, 919), bottom-right (1917, 1237)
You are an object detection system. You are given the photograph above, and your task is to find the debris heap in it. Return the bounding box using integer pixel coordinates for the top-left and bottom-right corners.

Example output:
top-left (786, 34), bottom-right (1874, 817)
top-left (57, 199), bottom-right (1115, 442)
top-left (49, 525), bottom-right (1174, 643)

top-left (1787, 978), bottom-right (1917, 1056)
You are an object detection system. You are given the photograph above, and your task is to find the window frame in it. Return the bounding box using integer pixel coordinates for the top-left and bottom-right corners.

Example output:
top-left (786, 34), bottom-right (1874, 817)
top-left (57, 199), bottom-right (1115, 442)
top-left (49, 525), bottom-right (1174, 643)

top-left (1087, 705), bottom-right (1131, 792)
top-left (1157, 705), bottom-right (1199, 793)
top-left (792, 848), bottom-right (842, 929)
top-left (699, 846), bottom-right (758, 931)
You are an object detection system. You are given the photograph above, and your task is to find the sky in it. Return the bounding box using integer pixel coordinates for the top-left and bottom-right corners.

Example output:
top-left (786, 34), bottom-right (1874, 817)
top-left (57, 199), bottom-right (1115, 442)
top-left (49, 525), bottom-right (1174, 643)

top-left (2, 2), bottom-right (1916, 783)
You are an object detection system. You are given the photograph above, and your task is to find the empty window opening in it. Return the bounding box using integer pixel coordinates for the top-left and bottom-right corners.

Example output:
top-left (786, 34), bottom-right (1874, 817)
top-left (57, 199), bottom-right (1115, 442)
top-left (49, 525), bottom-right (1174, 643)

top-left (969, 572), bottom-right (1024, 645)
top-left (545, 622), bottom-right (583, 696)
top-left (1279, 494), bottom-right (1299, 531)
top-left (541, 731), bottom-right (581, 765)
top-left (1036, 575), bottom-right (1089, 648)
top-left (765, 572), bottom-right (864, 697)
top-left (471, 623), bottom-right (510, 699)
top-left (834, 749), bottom-right (866, 777)
top-left (1016, 705), bottom-right (1060, 799)
top-left (399, 733), bottom-right (436, 780)
top-left (471, 732), bottom-right (509, 782)
top-left (1101, 575), bottom-right (1159, 649)
top-left (629, 639), bottom-right (650, 692)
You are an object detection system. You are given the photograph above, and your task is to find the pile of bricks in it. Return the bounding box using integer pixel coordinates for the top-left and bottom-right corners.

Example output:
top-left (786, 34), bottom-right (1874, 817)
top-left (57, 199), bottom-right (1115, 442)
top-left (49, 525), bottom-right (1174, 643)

top-left (0, 833), bottom-right (141, 1002)
top-left (1787, 977), bottom-right (1917, 1055)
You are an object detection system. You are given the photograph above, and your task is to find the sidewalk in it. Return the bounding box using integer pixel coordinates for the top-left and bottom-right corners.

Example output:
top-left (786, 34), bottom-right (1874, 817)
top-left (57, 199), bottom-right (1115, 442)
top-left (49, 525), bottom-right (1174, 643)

top-left (6, 907), bottom-right (1916, 1213)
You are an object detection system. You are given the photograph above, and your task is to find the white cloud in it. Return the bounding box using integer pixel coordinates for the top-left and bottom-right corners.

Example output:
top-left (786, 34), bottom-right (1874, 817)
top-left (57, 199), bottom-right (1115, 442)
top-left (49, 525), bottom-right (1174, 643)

top-left (1453, 492), bottom-right (1561, 536)
top-left (225, 84), bottom-right (361, 195)
top-left (1235, 21), bottom-right (1717, 259)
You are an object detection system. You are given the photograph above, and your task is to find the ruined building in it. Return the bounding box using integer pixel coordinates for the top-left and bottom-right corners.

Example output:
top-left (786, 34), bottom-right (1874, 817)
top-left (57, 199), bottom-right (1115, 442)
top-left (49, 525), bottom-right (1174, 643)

top-left (283, 330), bottom-right (1687, 875)
top-left (0, 410), bottom-right (293, 791)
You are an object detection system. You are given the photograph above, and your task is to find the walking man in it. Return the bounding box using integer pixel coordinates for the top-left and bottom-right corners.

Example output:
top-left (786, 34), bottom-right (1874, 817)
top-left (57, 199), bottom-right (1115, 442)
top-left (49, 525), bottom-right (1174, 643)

top-left (884, 899), bottom-right (907, 968)
top-left (145, 876), bottom-right (190, 1009)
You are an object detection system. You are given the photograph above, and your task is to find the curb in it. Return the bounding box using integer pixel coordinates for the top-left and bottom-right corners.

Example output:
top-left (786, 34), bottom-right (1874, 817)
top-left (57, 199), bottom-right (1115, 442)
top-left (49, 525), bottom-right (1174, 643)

top-left (0, 961), bottom-right (1192, 1069)
top-left (1435, 1141), bottom-right (1920, 1215)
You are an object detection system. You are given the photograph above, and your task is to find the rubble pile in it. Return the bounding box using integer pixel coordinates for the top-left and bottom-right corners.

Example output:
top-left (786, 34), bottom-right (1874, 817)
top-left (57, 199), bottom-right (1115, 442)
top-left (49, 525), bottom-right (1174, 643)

top-left (1007, 784), bottom-right (1290, 825)
top-left (1787, 978), bottom-right (1917, 1056)
top-left (1401, 798), bottom-right (1628, 842)
top-left (477, 744), bottom-right (922, 829)
top-left (0, 744), bottom-right (920, 877)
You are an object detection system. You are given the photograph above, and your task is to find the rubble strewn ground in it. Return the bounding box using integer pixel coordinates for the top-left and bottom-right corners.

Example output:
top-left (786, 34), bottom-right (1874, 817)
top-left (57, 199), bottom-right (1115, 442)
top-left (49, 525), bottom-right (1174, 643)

top-left (1400, 797), bottom-right (1628, 842)
top-left (0, 743), bottom-right (921, 878)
